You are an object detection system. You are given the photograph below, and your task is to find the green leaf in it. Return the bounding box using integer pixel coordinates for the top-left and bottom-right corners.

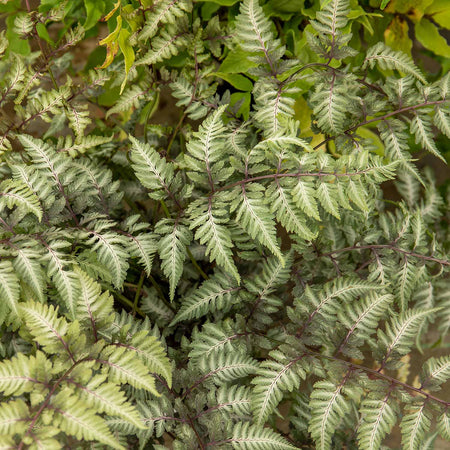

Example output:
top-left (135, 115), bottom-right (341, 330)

top-left (218, 47), bottom-right (258, 74)
top-left (19, 301), bottom-right (72, 357)
top-left (415, 19), bottom-right (450, 58)
top-left (213, 72), bottom-right (253, 91)
top-left (425, 0), bottom-right (450, 29)
top-left (197, 0), bottom-right (239, 5)
top-left (84, 0), bottom-right (105, 30)
top-left (118, 28), bottom-right (135, 94)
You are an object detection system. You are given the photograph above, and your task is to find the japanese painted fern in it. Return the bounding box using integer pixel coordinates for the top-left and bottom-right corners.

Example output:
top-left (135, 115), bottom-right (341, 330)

top-left (0, 0), bottom-right (449, 448)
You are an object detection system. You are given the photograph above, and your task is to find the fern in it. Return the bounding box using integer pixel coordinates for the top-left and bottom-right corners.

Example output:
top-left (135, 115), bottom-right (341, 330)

top-left (172, 271), bottom-right (240, 324)
top-left (309, 378), bottom-right (352, 450)
top-left (251, 347), bottom-right (306, 426)
top-left (230, 422), bottom-right (297, 449)
top-left (358, 395), bottom-right (399, 449)
top-left (0, 0), bottom-right (449, 448)
top-left (364, 43), bottom-right (426, 83)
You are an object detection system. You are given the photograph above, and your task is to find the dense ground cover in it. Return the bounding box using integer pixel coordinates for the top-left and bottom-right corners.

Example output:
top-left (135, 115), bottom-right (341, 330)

top-left (0, 0), bottom-right (449, 448)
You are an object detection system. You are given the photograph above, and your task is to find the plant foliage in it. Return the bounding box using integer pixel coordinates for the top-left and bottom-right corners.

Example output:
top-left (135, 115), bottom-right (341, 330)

top-left (0, 0), bottom-right (449, 448)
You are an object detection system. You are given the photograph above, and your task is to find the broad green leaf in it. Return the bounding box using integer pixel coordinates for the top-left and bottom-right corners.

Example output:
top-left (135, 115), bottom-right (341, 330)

top-left (84, 0), bottom-right (105, 30)
top-left (415, 19), bottom-right (450, 58)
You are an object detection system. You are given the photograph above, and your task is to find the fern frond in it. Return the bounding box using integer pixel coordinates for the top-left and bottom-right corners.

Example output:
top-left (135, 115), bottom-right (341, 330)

top-left (129, 136), bottom-right (175, 200)
top-left (19, 301), bottom-right (72, 356)
top-left (136, 27), bottom-right (188, 66)
top-left (251, 350), bottom-right (306, 426)
top-left (20, 85), bottom-right (71, 122)
top-left (170, 76), bottom-right (209, 120)
top-left (235, 0), bottom-right (283, 71)
top-left (52, 393), bottom-right (124, 450)
top-left (252, 80), bottom-right (297, 135)
top-left (309, 379), bottom-right (351, 450)
top-left (291, 179), bottom-right (321, 221)
top-left (211, 385), bottom-right (252, 417)
top-left (17, 134), bottom-right (70, 187)
top-left (401, 402), bottom-right (432, 450)
top-left (99, 345), bottom-right (159, 395)
top-left (0, 352), bottom-right (46, 396)
top-left (395, 259), bottom-right (419, 310)
top-left (139, 0), bottom-right (192, 41)
top-left (66, 103), bottom-right (91, 140)
top-left (316, 182), bottom-right (341, 219)
top-left (198, 352), bottom-right (258, 384)
top-left (155, 218), bottom-right (192, 300)
top-left (0, 179), bottom-right (42, 222)
top-left (337, 293), bottom-right (393, 354)
top-left (311, 77), bottom-right (353, 134)
top-left (106, 82), bottom-right (151, 119)
top-left (377, 308), bottom-right (441, 366)
top-left (437, 411), bottom-right (450, 440)
top-left (43, 242), bottom-right (79, 318)
top-left (230, 422), bottom-right (297, 449)
top-left (85, 228), bottom-right (129, 288)
top-left (185, 105), bottom-right (228, 188)
top-left (141, 287), bottom-right (174, 325)
top-left (433, 104), bottom-right (450, 138)
top-left (2, 54), bottom-right (26, 97)
top-left (10, 163), bottom-right (54, 213)
top-left (232, 184), bottom-right (283, 261)
top-left (188, 198), bottom-right (239, 282)
top-left (312, 0), bottom-right (350, 36)
top-left (75, 268), bottom-right (114, 333)
top-left (171, 272), bottom-right (240, 325)
top-left (189, 322), bottom-right (243, 362)
top-left (122, 329), bottom-right (172, 387)
top-left (266, 180), bottom-right (316, 240)
top-left (358, 396), bottom-right (399, 450)
top-left (364, 43), bottom-right (426, 83)
top-left (296, 277), bottom-right (381, 324)
top-left (420, 356), bottom-right (450, 390)
top-left (410, 113), bottom-right (444, 161)
top-left (71, 375), bottom-right (144, 429)
top-left (0, 260), bottom-right (20, 325)
top-left (0, 399), bottom-right (29, 436)
top-left (127, 232), bottom-right (157, 276)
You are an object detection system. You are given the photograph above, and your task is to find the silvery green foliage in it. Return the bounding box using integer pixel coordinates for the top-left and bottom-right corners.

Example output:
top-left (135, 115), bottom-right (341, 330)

top-left (0, 0), bottom-right (449, 448)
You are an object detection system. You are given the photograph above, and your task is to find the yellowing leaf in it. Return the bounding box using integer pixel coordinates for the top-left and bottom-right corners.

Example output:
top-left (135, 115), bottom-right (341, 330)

top-left (384, 16), bottom-right (412, 55)
top-left (103, 0), bottom-right (120, 21)
top-left (385, 0), bottom-right (434, 22)
top-left (98, 16), bottom-right (122, 70)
